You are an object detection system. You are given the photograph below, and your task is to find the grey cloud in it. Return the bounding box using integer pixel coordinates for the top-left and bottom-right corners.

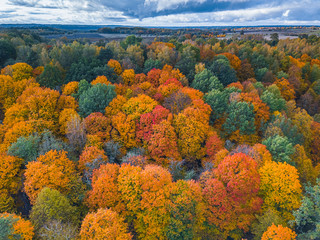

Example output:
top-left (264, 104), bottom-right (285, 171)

top-left (5, 0), bottom-right (320, 24)
top-left (8, 0), bottom-right (40, 7)
top-left (97, 0), bottom-right (280, 18)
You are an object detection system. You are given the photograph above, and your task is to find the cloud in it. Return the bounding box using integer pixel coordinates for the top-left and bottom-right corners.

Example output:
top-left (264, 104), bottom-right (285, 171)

top-left (1, 0), bottom-right (320, 25)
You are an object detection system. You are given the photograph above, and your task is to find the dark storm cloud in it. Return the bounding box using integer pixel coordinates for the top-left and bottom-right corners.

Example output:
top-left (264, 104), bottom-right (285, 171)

top-left (98, 0), bottom-right (268, 18)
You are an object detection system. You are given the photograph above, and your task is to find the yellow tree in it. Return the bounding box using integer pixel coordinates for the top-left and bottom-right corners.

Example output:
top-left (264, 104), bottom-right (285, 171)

top-left (122, 94), bottom-right (158, 120)
top-left (173, 106), bottom-right (210, 161)
top-left (117, 164), bottom-right (143, 224)
top-left (135, 165), bottom-right (173, 240)
top-left (62, 81), bottom-right (79, 96)
top-left (0, 153), bottom-right (23, 212)
top-left (121, 69), bottom-right (135, 86)
top-left (259, 161), bottom-right (302, 221)
top-left (1, 62), bottom-right (33, 81)
top-left (58, 108), bottom-right (79, 135)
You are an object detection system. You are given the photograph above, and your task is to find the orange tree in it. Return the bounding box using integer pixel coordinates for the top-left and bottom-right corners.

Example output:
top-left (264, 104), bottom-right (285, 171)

top-left (84, 112), bottom-right (112, 142)
top-left (80, 208), bottom-right (132, 240)
top-left (147, 120), bottom-right (181, 165)
top-left (85, 163), bottom-right (123, 212)
top-left (108, 59), bottom-right (122, 75)
top-left (79, 146), bottom-right (109, 184)
top-left (0, 212), bottom-right (34, 240)
top-left (203, 153), bottom-right (262, 239)
top-left (261, 224), bottom-right (296, 240)
top-left (24, 150), bottom-right (83, 204)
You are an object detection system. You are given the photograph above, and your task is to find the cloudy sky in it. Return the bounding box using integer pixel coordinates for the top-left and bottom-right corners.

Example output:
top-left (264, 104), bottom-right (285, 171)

top-left (0, 0), bottom-right (320, 26)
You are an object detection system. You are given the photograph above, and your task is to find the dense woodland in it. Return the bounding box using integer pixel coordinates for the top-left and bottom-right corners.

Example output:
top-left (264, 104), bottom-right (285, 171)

top-left (0, 30), bottom-right (320, 239)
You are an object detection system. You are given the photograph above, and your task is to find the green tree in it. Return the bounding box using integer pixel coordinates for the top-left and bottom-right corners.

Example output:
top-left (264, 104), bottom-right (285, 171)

top-left (0, 216), bottom-right (16, 240)
top-left (7, 134), bottom-right (41, 164)
top-left (98, 47), bottom-right (113, 63)
top-left (209, 58), bottom-right (237, 86)
top-left (37, 64), bottom-right (63, 88)
top-left (292, 179), bottom-right (320, 240)
top-left (38, 130), bottom-right (68, 156)
top-left (262, 135), bottom-right (295, 165)
top-left (79, 83), bottom-right (116, 117)
top-left (204, 88), bottom-right (240, 122)
top-left (120, 35), bottom-right (142, 49)
top-left (222, 101), bottom-right (256, 136)
top-left (255, 68), bottom-right (269, 82)
top-left (0, 40), bottom-right (16, 67)
top-left (261, 85), bottom-right (286, 112)
top-left (251, 208), bottom-right (286, 240)
top-left (30, 187), bottom-right (79, 233)
top-left (72, 79), bottom-right (91, 100)
top-left (165, 180), bottom-right (203, 240)
top-left (144, 59), bottom-right (163, 73)
top-left (65, 58), bottom-right (116, 83)
top-left (191, 69), bottom-right (223, 93)
top-left (310, 65), bottom-right (320, 83)
top-left (270, 33), bottom-right (279, 46)
top-left (277, 71), bottom-right (289, 79)
top-left (175, 57), bottom-right (196, 82)
top-left (7, 131), bottom-right (67, 165)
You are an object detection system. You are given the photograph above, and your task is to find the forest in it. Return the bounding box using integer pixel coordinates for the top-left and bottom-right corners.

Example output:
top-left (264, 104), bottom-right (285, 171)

top-left (0, 29), bottom-right (320, 239)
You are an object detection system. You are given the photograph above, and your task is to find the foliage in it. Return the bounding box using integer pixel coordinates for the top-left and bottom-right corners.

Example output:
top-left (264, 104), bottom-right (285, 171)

top-left (79, 146), bottom-right (109, 184)
top-left (24, 150), bottom-right (83, 204)
top-left (292, 179), bottom-right (320, 240)
top-left (1, 30), bottom-right (320, 239)
top-left (261, 224), bottom-right (296, 240)
top-left (37, 63), bottom-right (63, 88)
top-left (86, 163), bottom-right (122, 211)
top-left (222, 100), bottom-right (256, 137)
top-left (261, 85), bottom-right (287, 112)
top-left (148, 120), bottom-right (181, 165)
top-left (191, 69), bottom-right (223, 93)
top-left (30, 187), bottom-right (78, 233)
top-left (251, 208), bottom-right (286, 240)
top-left (80, 208), bottom-right (132, 240)
top-left (203, 153), bottom-right (262, 238)
top-left (0, 40), bottom-right (17, 66)
top-left (208, 58), bottom-right (238, 86)
top-left (79, 83), bottom-right (116, 117)
top-left (259, 161), bottom-right (302, 221)
top-left (262, 135), bottom-right (295, 165)
top-left (122, 94), bottom-right (158, 120)
top-left (0, 213), bottom-right (34, 240)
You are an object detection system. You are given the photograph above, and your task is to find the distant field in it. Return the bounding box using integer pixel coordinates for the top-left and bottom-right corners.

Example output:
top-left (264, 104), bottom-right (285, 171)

top-left (44, 33), bottom-right (165, 42)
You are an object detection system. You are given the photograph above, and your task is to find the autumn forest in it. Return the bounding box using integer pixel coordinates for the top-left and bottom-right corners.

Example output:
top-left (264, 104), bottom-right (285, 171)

top-left (0, 30), bottom-right (320, 240)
